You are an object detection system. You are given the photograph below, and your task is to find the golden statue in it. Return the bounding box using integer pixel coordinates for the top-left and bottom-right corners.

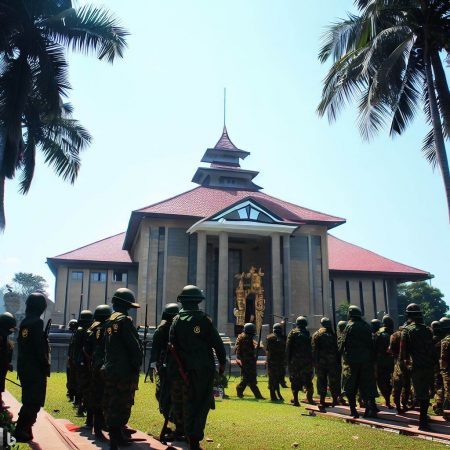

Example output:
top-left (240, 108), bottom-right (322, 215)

top-left (234, 267), bottom-right (265, 335)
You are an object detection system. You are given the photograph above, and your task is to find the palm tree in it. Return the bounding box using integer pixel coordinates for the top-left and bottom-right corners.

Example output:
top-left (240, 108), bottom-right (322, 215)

top-left (0, 0), bottom-right (128, 230)
top-left (317, 0), bottom-right (450, 221)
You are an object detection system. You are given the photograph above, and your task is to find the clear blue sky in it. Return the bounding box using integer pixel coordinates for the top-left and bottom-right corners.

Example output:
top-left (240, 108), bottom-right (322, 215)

top-left (1, 0), bottom-right (449, 305)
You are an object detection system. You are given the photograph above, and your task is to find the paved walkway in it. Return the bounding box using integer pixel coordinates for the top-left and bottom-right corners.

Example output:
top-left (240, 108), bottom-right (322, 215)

top-left (4, 391), bottom-right (185, 450)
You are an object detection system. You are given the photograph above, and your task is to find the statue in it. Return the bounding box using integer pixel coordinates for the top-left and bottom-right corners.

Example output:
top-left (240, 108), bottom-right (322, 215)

top-left (233, 267), bottom-right (265, 336)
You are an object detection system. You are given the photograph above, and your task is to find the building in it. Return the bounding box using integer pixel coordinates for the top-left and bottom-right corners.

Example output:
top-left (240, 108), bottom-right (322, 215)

top-left (47, 127), bottom-right (430, 333)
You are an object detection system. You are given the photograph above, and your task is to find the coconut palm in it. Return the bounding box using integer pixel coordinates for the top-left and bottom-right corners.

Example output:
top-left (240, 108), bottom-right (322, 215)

top-left (0, 0), bottom-right (128, 230)
top-left (317, 0), bottom-right (450, 221)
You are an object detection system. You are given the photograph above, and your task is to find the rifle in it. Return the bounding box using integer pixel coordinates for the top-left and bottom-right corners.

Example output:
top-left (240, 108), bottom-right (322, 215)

top-left (6, 378), bottom-right (21, 388)
top-left (168, 343), bottom-right (189, 385)
top-left (45, 319), bottom-right (52, 338)
top-left (142, 304), bottom-right (148, 375)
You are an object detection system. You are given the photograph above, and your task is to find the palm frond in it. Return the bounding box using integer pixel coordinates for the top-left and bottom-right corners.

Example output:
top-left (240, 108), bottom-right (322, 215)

top-left (422, 129), bottom-right (438, 169)
top-left (44, 5), bottom-right (129, 63)
top-left (18, 133), bottom-right (36, 194)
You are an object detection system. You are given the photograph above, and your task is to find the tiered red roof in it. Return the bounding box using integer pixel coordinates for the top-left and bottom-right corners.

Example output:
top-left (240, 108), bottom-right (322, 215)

top-left (47, 233), bottom-right (132, 271)
top-left (48, 232), bottom-right (429, 280)
top-left (328, 235), bottom-right (429, 278)
top-left (136, 186), bottom-right (346, 225)
top-left (214, 126), bottom-right (239, 150)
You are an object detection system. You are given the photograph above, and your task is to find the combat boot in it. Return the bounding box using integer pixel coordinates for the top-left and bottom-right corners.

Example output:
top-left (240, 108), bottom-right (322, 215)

top-left (187, 437), bottom-right (205, 450)
top-left (270, 389), bottom-right (278, 401)
top-left (109, 426), bottom-right (131, 449)
top-left (384, 394), bottom-right (393, 409)
top-left (306, 392), bottom-right (315, 405)
top-left (276, 387), bottom-right (284, 401)
top-left (331, 396), bottom-right (339, 407)
top-left (319, 394), bottom-right (327, 411)
top-left (250, 385), bottom-right (265, 400)
top-left (93, 414), bottom-right (107, 441)
top-left (363, 399), bottom-right (377, 418)
top-left (236, 385), bottom-right (244, 398)
top-left (280, 379), bottom-right (288, 388)
top-left (348, 396), bottom-right (359, 419)
top-left (291, 390), bottom-right (300, 407)
top-left (418, 401), bottom-right (431, 431)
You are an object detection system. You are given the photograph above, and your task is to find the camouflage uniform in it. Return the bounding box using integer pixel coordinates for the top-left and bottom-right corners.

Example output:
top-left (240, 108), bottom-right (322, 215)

top-left (440, 334), bottom-right (450, 412)
top-left (0, 313), bottom-right (15, 405)
top-left (169, 285), bottom-right (226, 449)
top-left (265, 331), bottom-right (286, 397)
top-left (374, 326), bottom-right (394, 406)
top-left (390, 328), bottom-right (411, 411)
top-left (400, 304), bottom-right (434, 430)
top-left (73, 325), bottom-right (91, 413)
top-left (15, 293), bottom-right (50, 442)
top-left (235, 332), bottom-right (263, 398)
top-left (338, 309), bottom-right (378, 418)
top-left (432, 327), bottom-right (444, 414)
top-left (311, 326), bottom-right (340, 402)
top-left (103, 311), bottom-right (142, 428)
top-left (286, 323), bottom-right (314, 405)
top-left (66, 320), bottom-right (77, 401)
top-left (84, 312), bottom-right (109, 437)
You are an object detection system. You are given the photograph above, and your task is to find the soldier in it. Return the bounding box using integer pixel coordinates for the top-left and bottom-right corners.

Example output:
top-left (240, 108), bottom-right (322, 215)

top-left (400, 303), bottom-right (434, 431)
top-left (149, 303), bottom-right (183, 441)
top-left (286, 316), bottom-right (314, 407)
top-left (235, 323), bottom-right (265, 399)
top-left (432, 320), bottom-right (445, 415)
top-left (14, 293), bottom-right (50, 442)
top-left (0, 312), bottom-right (16, 409)
top-left (439, 317), bottom-right (450, 417)
top-left (84, 305), bottom-right (112, 440)
top-left (336, 320), bottom-right (348, 405)
top-left (169, 285), bottom-right (226, 450)
top-left (338, 305), bottom-right (377, 419)
top-left (102, 288), bottom-right (142, 449)
top-left (390, 322), bottom-right (411, 413)
top-left (73, 310), bottom-right (94, 419)
top-left (373, 315), bottom-right (395, 408)
top-left (66, 319), bottom-right (78, 402)
top-left (265, 323), bottom-right (286, 401)
top-left (371, 319), bottom-right (381, 336)
top-left (312, 317), bottom-right (340, 409)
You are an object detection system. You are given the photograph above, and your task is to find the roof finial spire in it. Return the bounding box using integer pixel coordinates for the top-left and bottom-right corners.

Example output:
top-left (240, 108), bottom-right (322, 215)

top-left (223, 87), bottom-right (227, 128)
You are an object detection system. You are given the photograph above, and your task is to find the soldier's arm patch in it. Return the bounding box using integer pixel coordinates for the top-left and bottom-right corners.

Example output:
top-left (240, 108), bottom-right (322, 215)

top-left (194, 325), bottom-right (201, 334)
top-left (21, 328), bottom-right (28, 338)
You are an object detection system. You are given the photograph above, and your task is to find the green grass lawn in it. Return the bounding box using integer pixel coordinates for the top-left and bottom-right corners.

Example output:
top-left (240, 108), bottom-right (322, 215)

top-left (7, 373), bottom-right (448, 450)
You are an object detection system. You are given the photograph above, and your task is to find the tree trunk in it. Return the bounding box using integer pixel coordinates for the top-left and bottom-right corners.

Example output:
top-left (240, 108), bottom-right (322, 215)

top-left (431, 50), bottom-right (450, 137)
top-left (0, 175), bottom-right (5, 231)
top-left (424, 51), bottom-right (450, 222)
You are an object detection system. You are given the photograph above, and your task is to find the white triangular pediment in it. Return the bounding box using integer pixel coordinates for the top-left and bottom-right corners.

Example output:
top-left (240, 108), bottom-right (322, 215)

top-left (210, 199), bottom-right (281, 224)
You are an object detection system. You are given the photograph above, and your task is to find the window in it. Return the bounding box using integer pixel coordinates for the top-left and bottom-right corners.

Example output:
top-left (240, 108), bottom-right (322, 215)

top-left (113, 271), bottom-right (127, 283)
top-left (71, 271), bottom-right (83, 280)
top-left (90, 272), bottom-right (106, 282)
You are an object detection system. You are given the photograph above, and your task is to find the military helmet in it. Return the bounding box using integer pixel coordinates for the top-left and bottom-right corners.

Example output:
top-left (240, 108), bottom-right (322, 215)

top-left (405, 303), bottom-right (422, 317)
top-left (273, 323), bottom-right (283, 334)
top-left (0, 312), bottom-right (16, 332)
top-left (94, 305), bottom-right (112, 321)
top-left (296, 316), bottom-right (308, 327)
top-left (371, 319), bottom-right (381, 332)
top-left (112, 288), bottom-right (140, 308)
top-left (337, 320), bottom-right (347, 332)
top-left (68, 319), bottom-right (78, 331)
top-left (78, 309), bottom-right (94, 323)
top-left (162, 303), bottom-right (180, 320)
top-left (439, 317), bottom-right (450, 330)
top-left (177, 285), bottom-right (205, 303)
top-left (320, 317), bottom-right (332, 328)
top-left (382, 315), bottom-right (394, 328)
top-left (348, 305), bottom-right (362, 319)
top-left (25, 292), bottom-right (47, 316)
top-left (431, 320), bottom-right (442, 332)
top-left (244, 323), bottom-right (256, 335)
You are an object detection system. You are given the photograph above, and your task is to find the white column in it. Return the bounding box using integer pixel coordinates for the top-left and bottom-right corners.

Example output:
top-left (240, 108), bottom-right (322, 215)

top-left (282, 235), bottom-right (291, 319)
top-left (196, 231), bottom-right (207, 290)
top-left (271, 233), bottom-right (282, 319)
top-left (217, 232), bottom-right (229, 332)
